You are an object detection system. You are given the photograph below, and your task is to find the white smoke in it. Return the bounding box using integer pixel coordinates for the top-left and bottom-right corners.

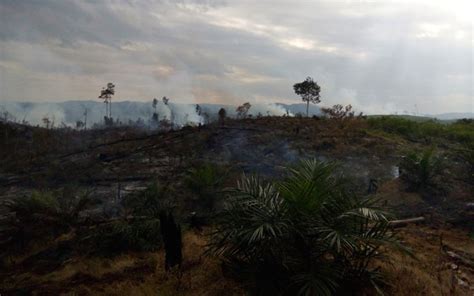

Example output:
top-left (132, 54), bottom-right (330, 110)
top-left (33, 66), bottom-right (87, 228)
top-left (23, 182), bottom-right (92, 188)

top-left (0, 100), bottom-right (291, 128)
top-left (247, 103), bottom-right (293, 117)
top-left (0, 101), bottom-right (67, 126)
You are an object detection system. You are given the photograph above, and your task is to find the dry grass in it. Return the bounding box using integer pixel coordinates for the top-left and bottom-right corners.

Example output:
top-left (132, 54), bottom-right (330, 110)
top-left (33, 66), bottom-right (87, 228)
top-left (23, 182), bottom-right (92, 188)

top-left (379, 226), bottom-right (473, 295)
top-left (3, 226), bottom-right (472, 295)
top-left (1, 118), bottom-right (472, 295)
top-left (1, 230), bottom-right (244, 296)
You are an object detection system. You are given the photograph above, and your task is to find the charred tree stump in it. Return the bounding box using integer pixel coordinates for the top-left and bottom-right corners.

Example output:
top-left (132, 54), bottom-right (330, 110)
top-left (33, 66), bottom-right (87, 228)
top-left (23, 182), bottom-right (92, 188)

top-left (367, 178), bottom-right (378, 194)
top-left (159, 211), bottom-right (182, 271)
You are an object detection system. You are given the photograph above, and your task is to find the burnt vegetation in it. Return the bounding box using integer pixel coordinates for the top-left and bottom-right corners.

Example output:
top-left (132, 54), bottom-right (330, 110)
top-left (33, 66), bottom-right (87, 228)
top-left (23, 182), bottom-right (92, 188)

top-left (0, 85), bottom-right (473, 295)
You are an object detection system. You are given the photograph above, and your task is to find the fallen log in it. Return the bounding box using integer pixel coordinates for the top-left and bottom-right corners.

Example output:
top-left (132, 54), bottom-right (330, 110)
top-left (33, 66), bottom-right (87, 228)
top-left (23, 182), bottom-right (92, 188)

top-left (388, 216), bottom-right (425, 227)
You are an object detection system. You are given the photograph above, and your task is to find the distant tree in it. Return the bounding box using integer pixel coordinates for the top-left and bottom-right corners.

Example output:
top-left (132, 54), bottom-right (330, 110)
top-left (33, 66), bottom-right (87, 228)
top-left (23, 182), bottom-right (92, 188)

top-left (321, 104), bottom-right (356, 119)
top-left (162, 96), bottom-right (169, 105)
top-left (76, 120), bottom-right (85, 129)
top-left (236, 102), bottom-right (251, 118)
top-left (293, 77), bottom-right (321, 117)
top-left (99, 82), bottom-right (115, 121)
top-left (83, 108), bottom-right (88, 130)
top-left (218, 108), bottom-right (227, 124)
top-left (1, 109), bottom-right (11, 122)
top-left (151, 114), bottom-right (159, 124)
top-left (152, 113), bottom-right (159, 124)
top-left (195, 104), bottom-right (202, 116)
top-left (104, 116), bottom-right (114, 126)
top-left (42, 116), bottom-right (51, 129)
top-left (152, 98), bottom-right (159, 124)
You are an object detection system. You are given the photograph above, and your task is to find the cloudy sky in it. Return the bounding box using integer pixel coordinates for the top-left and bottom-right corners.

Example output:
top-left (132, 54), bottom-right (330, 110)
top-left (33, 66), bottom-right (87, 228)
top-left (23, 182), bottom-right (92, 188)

top-left (0, 0), bottom-right (472, 114)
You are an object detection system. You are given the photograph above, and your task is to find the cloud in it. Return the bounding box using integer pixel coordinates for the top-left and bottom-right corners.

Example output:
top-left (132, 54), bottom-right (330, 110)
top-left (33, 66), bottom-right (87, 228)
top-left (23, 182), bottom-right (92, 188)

top-left (0, 0), bottom-right (472, 114)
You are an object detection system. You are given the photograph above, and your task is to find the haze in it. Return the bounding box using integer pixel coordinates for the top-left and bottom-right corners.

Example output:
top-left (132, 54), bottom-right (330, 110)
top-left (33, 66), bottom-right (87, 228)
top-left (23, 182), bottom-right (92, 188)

top-left (0, 0), bottom-right (472, 114)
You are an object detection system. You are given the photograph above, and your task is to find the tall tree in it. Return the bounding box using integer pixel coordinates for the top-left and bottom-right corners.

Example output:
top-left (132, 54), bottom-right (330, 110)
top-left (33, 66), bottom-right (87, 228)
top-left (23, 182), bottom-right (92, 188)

top-left (99, 82), bottom-right (115, 121)
top-left (293, 77), bottom-right (321, 117)
top-left (152, 98), bottom-right (159, 123)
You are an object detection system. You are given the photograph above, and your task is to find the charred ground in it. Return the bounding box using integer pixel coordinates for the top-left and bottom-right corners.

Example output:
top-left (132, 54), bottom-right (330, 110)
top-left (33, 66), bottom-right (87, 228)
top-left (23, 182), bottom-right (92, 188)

top-left (0, 116), bottom-right (473, 295)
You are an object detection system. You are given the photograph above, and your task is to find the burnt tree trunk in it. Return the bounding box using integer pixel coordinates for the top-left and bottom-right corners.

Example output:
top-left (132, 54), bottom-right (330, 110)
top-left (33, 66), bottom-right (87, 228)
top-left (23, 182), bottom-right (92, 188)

top-left (159, 211), bottom-right (182, 270)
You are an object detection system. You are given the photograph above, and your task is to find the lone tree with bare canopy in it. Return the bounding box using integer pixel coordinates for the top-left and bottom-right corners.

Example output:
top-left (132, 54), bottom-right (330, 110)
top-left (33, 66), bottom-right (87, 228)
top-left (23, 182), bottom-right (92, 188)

top-left (293, 77), bottom-right (321, 117)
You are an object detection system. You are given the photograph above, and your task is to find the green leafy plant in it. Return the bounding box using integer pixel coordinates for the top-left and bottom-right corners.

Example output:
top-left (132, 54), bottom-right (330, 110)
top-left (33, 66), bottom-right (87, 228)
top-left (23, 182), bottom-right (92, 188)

top-left (367, 116), bottom-right (474, 144)
top-left (209, 159), bottom-right (400, 295)
top-left (293, 77), bottom-right (321, 117)
top-left (1, 189), bottom-right (96, 251)
top-left (400, 148), bottom-right (444, 190)
top-left (185, 163), bottom-right (228, 211)
top-left (122, 182), bottom-right (167, 218)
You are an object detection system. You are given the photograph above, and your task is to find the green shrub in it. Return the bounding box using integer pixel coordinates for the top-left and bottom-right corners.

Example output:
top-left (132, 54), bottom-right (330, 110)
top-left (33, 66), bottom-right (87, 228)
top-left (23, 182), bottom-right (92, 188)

top-left (122, 182), bottom-right (167, 217)
top-left (400, 149), bottom-right (444, 190)
top-left (367, 116), bottom-right (474, 144)
top-left (185, 163), bottom-right (228, 211)
top-left (209, 160), bottom-right (401, 295)
top-left (1, 189), bottom-right (96, 251)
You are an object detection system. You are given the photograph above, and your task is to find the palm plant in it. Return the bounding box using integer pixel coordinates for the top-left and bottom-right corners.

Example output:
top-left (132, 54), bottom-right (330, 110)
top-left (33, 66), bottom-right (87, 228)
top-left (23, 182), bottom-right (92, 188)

top-left (122, 182), bottom-right (167, 218)
top-left (185, 163), bottom-right (228, 211)
top-left (1, 189), bottom-right (96, 251)
top-left (400, 148), bottom-right (444, 190)
top-left (209, 159), bottom-right (399, 295)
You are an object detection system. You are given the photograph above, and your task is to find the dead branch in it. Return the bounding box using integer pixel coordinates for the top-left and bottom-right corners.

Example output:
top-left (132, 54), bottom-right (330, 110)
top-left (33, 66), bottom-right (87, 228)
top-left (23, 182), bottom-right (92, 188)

top-left (388, 216), bottom-right (425, 227)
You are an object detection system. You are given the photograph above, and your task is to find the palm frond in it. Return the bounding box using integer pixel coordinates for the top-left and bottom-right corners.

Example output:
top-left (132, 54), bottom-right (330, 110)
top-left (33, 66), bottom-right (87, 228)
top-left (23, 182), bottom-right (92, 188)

top-left (210, 159), bottom-right (404, 295)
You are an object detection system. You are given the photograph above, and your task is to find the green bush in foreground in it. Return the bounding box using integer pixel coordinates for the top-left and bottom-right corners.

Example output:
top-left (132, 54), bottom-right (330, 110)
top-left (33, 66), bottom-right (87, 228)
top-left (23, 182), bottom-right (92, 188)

top-left (1, 189), bottom-right (96, 251)
top-left (209, 160), bottom-right (401, 295)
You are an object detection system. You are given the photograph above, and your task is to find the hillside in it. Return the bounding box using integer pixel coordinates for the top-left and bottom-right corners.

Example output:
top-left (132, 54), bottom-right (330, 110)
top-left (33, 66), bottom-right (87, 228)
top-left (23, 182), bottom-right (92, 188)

top-left (2, 101), bottom-right (471, 128)
top-left (0, 116), bottom-right (473, 295)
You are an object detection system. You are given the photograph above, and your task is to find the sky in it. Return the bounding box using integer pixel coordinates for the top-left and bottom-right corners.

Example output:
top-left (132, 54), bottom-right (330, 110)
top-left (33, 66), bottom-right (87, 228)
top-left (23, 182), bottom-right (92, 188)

top-left (0, 0), bottom-right (472, 114)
